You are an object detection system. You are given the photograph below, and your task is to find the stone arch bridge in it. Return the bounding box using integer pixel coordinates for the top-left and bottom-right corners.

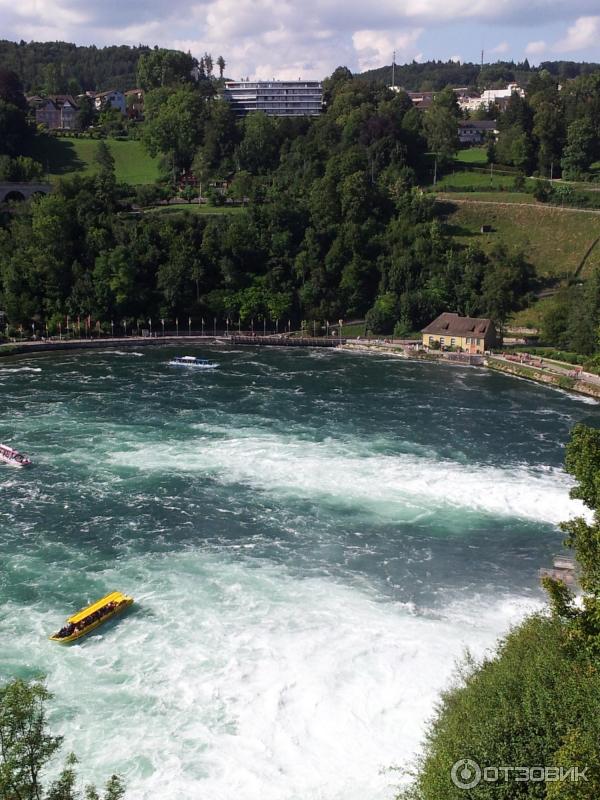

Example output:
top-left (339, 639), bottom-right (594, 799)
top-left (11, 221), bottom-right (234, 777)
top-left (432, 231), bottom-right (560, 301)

top-left (0, 182), bottom-right (53, 203)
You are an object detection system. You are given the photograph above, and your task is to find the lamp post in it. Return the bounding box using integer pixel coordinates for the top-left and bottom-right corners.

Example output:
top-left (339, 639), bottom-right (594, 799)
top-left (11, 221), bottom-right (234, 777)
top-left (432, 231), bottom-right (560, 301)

top-left (161, 318), bottom-right (165, 337)
top-left (226, 318), bottom-right (229, 336)
top-left (176, 317), bottom-right (179, 337)
top-left (149, 318), bottom-right (152, 337)
top-left (213, 317), bottom-right (217, 337)
top-left (339, 319), bottom-right (343, 344)
top-left (190, 317), bottom-right (193, 336)
top-left (59, 322), bottom-right (62, 341)
top-left (276, 319), bottom-right (279, 335)
top-left (111, 320), bottom-right (114, 338)
top-left (238, 318), bottom-right (241, 335)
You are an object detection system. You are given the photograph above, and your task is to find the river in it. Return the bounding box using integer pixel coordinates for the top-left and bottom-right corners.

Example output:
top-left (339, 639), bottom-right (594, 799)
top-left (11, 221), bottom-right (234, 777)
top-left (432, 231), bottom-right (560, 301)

top-left (0, 346), bottom-right (596, 799)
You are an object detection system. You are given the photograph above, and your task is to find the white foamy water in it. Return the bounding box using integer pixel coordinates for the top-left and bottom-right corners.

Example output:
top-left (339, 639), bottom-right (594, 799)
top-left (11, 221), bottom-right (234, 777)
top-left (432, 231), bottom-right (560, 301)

top-left (109, 426), bottom-right (585, 526)
top-left (13, 552), bottom-right (541, 800)
top-left (0, 366), bottom-right (42, 373)
top-left (3, 347), bottom-right (594, 800)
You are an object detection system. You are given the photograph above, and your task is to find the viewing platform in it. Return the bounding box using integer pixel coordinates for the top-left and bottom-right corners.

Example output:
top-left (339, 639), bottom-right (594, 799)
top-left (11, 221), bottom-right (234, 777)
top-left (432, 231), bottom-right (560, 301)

top-left (228, 335), bottom-right (344, 348)
top-left (539, 554), bottom-right (578, 587)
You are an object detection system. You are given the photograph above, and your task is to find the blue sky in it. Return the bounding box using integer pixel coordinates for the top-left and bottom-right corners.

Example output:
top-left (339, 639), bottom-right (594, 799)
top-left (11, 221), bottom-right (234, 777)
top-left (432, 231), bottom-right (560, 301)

top-left (0, 0), bottom-right (598, 79)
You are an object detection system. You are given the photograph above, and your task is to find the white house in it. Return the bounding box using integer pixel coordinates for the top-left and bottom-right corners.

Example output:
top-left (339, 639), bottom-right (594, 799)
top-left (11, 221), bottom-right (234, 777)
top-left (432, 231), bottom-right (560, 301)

top-left (458, 120), bottom-right (498, 145)
top-left (88, 90), bottom-right (126, 115)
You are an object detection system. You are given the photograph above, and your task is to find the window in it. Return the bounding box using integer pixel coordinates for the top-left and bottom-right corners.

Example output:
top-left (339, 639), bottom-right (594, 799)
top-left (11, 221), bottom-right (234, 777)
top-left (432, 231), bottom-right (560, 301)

top-left (439, 337), bottom-right (445, 346)
top-left (429, 336), bottom-right (435, 344)
top-left (451, 338), bottom-right (456, 346)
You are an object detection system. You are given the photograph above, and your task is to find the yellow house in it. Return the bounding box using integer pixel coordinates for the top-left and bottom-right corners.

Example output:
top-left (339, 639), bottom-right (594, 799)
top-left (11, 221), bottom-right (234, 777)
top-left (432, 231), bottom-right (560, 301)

top-left (421, 313), bottom-right (497, 354)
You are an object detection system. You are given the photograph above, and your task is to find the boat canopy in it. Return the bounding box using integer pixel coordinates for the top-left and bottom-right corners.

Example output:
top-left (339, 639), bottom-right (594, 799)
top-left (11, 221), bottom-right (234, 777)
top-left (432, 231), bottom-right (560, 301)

top-left (68, 591), bottom-right (127, 623)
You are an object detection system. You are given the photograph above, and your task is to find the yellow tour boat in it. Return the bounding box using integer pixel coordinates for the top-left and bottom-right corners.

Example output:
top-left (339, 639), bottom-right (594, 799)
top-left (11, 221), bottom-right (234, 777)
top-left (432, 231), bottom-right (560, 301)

top-left (50, 591), bottom-right (133, 644)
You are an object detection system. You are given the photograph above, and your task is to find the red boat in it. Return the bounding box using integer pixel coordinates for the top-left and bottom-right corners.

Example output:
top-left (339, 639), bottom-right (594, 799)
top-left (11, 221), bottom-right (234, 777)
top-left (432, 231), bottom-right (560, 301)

top-left (0, 444), bottom-right (32, 467)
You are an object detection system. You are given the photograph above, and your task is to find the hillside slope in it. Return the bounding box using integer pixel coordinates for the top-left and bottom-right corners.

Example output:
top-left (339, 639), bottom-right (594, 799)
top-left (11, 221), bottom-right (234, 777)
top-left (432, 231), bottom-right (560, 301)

top-left (24, 136), bottom-right (160, 185)
top-left (441, 198), bottom-right (600, 282)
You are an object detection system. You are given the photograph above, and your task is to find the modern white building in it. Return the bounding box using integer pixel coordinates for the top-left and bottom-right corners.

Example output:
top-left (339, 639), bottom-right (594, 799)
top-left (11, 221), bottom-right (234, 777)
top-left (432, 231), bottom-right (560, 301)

top-left (454, 84), bottom-right (527, 112)
top-left (223, 80), bottom-right (323, 116)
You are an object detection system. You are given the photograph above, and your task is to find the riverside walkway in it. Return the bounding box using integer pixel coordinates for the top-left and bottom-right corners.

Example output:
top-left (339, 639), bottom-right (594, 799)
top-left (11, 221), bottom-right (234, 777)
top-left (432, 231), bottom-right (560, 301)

top-left (0, 333), bottom-right (346, 358)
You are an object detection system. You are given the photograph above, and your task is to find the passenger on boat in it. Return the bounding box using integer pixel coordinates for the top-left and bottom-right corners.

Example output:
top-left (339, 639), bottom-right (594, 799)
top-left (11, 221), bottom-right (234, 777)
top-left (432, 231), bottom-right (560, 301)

top-left (56, 599), bottom-right (123, 638)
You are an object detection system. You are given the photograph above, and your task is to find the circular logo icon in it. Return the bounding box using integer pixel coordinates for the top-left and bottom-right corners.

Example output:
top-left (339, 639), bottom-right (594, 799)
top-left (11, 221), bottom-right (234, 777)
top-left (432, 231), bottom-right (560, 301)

top-left (451, 759), bottom-right (482, 790)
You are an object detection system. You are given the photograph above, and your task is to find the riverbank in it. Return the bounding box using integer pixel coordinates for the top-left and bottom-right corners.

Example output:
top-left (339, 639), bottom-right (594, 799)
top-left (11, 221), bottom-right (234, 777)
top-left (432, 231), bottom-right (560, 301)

top-left (486, 356), bottom-right (600, 399)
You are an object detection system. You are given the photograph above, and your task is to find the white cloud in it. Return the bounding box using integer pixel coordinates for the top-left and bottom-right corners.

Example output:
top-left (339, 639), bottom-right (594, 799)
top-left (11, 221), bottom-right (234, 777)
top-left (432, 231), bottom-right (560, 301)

top-left (0, 0), bottom-right (90, 26)
top-left (525, 40), bottom-right (547, 56)
top-left (352, 28), bottom-right (423, 71)
top-left (554, 15), bottom-right (600, 52)
top-left (449, 54), bottom-right (463, 63)
top-left (1, 0), bottom-right (600, 79)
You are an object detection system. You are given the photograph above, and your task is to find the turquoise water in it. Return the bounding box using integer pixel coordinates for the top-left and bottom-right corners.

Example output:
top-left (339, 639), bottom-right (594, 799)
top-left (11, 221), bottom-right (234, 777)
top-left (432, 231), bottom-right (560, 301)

top-left (0, 346), bottom-right (597, 800)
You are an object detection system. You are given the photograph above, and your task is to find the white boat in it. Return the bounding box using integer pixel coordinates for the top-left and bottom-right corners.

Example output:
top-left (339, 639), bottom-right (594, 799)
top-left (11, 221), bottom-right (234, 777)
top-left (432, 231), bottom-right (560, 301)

top-left (168, 356), bottom-right (218, 369)
top-left (0, 443), bottom-right (32, 467)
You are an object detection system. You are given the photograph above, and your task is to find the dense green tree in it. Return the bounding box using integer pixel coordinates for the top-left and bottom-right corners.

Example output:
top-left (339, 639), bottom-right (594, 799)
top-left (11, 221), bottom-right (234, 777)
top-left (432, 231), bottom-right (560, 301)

top-left (532, 91), bottom-right (564, 176)
top-left (136, 48), bottom-right (197, 91)
top-left (423, 105), bottom-right (459, 165)
top-left (0, 678), bottom-right (125, 800)
top-left (200, 98), bottom-right (238, 170)
top-left (0, 68), bottom-right (27, 109)
top-left (0, 98), bottom-right (28, 156)
top-left (236, 112), bottom-right (280, 174)
top-left (561, 119), bottom-right (596, 180)
top-left (142, 85), bottom-right (210, 171)
top-left (75, 95), bottom-right (96, 131)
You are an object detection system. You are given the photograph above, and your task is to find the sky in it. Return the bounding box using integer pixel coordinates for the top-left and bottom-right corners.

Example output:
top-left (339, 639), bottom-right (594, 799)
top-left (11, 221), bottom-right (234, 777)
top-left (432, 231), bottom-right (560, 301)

top-left (0, 0), bottom-right (599, 79)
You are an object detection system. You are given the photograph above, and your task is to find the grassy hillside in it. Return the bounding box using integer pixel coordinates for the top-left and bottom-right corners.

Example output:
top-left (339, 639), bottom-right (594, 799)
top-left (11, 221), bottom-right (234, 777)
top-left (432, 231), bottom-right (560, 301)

top-left (442, 199), bottom-right (600, 280)
top-left (441, 198), bottom-right (600, 326)
top-left (25, 136), bottom-right (160, 185)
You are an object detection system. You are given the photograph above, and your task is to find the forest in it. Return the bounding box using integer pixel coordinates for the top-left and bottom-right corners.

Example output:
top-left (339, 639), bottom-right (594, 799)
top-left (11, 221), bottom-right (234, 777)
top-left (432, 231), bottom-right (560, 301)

top-left (0, 46), bottom-right (599, 343)
top-left (0, 40), bottom-right (150, 93)
top-left (0, 62), bottom-right (536, 337)
top-left (0, 40), bottom-right (225, 96)
top-left (360, 58), bottom-right (600, 92)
